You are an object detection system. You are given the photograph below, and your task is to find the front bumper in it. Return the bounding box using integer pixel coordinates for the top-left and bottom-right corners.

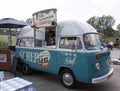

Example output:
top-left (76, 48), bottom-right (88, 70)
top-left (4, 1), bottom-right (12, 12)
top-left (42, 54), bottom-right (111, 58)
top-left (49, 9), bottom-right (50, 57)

top-left (92, 67), bottom-right (113, 84)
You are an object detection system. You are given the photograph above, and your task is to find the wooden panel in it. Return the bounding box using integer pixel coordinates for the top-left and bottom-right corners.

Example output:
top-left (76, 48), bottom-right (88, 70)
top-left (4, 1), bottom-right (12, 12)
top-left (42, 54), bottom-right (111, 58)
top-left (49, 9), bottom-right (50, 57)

top-left (0, 49), bottom-right (11, 70)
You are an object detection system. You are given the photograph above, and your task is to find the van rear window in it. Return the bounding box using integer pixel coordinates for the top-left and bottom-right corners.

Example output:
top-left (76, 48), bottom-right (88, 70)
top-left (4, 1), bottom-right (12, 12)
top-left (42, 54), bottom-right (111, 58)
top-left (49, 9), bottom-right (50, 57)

top-left (19, 37), bottom-right (34, 47)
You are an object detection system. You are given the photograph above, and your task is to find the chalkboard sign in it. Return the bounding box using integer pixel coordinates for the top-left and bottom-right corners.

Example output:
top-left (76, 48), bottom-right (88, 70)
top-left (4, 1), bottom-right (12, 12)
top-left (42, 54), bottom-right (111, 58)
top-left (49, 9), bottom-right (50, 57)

top-left (11, 57), bottom-right (19, 76)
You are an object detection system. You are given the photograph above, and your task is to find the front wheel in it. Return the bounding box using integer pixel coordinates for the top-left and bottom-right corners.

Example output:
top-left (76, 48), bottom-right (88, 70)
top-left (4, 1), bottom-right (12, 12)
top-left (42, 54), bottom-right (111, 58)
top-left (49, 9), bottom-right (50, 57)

top-left (21, 64), bottom-right (31, 75)
top-left (60, 69), bottom-right (76, 88)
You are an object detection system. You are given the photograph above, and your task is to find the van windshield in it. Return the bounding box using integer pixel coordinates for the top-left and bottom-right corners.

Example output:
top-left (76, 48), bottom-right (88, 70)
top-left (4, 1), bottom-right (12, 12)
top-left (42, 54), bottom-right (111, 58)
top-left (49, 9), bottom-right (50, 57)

top-left (83, 33), bottom-right (106, 50)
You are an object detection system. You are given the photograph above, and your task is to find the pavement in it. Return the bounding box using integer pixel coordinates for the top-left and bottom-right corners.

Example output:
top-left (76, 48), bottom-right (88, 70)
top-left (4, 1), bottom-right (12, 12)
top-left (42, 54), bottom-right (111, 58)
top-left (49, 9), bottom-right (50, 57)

top-left (110, 48), bottom-right (120, 59)
top-left (110, 48), bottom-right (120, 65)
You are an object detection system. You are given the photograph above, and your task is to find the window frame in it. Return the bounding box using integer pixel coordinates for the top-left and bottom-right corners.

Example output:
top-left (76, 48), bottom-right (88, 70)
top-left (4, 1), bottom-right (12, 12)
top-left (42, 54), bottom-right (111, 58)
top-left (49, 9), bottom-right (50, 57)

top-left (59, 37), bottom-right (82, 50)
top-left (19, 37), bottom-right (34, 47)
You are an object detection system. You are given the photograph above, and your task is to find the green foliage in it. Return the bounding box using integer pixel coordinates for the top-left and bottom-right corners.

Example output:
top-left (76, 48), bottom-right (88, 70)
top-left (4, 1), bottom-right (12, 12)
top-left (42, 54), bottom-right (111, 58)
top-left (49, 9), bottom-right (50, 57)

top-left (103, 27), bottom-right (115, 37)
top-left (26, 18), bottom-right (32, 25)
top-left (117, 24), bottom-right (120, 31)
top-left (104, 36), bottom-right (115, 41)
top-left (87, 15), bottom-right (115, 30)
top-left (87, 15), bottom-right (117, 37)
top-left (115, 31), bottom-right (120, 37)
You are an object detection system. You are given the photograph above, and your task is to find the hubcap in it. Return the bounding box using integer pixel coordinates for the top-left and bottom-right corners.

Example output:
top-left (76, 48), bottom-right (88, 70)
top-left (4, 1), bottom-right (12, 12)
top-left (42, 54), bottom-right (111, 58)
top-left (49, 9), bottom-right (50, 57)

top-left (62, 73), bottom-right (73, 86)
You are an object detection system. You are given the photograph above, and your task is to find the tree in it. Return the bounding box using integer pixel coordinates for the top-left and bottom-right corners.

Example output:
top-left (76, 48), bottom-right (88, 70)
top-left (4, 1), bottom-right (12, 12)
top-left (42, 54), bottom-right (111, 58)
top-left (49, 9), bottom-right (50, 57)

top-left (26, 18), bottom-right (32, 25)
top-left (103, 15), bottom-right (115, 29)
top-left (103, 27), bottom-right (115, 37)
top-left (116, 24), bottom-right (120, 36)
top-left (87, 15), bottom-right (115, 30)
top-left (117, 24), bottom-right (120, 31)
top-left (87, 16), bottom-right (96, 29)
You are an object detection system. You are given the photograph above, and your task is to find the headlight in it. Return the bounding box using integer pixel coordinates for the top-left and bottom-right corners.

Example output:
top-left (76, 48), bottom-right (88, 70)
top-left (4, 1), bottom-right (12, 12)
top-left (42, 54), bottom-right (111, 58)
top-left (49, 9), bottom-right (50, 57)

top-left (95, 62), bottom-right (100, 70)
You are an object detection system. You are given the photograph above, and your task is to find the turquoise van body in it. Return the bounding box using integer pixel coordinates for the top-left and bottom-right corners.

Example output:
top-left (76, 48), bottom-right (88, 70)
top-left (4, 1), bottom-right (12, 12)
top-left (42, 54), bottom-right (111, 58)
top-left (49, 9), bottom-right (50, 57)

top-left (15, 21), bottom-right (113, 88)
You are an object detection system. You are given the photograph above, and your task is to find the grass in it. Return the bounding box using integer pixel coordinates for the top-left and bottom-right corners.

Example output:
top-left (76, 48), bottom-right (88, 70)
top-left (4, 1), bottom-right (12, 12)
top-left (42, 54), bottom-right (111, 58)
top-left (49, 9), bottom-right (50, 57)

top-left (0, 35), bottom-right (16, 48)
top-left (104, 36), bottom-right (115, 41)
top-left (0, 35), bottom-right (8, 42)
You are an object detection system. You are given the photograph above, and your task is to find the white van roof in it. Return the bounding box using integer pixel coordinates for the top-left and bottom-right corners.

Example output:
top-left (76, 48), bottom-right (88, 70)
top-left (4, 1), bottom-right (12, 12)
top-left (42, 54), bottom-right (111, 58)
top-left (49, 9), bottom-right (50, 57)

top-left (56, 20), bottom-right (97, 37)
top-left (18, 26), bottom-right (45, 40)
top-left (18, 26), bottom-right (34, 38)
top-left (18, 21), bottom-right (97, 38)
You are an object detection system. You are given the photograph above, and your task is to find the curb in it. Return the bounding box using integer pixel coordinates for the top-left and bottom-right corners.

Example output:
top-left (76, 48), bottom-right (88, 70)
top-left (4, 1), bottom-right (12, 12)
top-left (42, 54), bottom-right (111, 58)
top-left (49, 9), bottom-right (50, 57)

top-left (111, 58), bottom-right (120, 65)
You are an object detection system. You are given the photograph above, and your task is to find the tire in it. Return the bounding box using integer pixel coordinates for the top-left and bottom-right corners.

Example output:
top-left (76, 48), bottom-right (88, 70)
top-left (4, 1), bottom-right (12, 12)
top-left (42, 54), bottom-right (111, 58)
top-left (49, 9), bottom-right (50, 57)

top-left (60, 69), bottom-right (76, 88)
top-left (21, 64), bottom-right (31, 75)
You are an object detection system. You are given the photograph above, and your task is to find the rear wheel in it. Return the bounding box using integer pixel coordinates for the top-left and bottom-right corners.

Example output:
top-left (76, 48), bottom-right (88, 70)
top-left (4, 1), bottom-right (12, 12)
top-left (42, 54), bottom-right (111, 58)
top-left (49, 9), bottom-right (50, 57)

top-left (21, 64), bottom-right (31, 75)
top-left (60, 69), bottom-right (76, 88)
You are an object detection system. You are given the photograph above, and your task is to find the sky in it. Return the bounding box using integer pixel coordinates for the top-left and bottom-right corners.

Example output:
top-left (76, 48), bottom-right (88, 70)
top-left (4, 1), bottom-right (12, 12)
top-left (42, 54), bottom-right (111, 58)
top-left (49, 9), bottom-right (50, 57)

top-left (0, 0), bottom-right (120, 29)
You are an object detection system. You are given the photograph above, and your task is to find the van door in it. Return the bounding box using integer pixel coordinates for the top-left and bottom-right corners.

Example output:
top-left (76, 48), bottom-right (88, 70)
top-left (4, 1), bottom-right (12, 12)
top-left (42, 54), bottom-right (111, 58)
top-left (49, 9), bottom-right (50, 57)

top-left (57, 37), bottom-right (77, 68)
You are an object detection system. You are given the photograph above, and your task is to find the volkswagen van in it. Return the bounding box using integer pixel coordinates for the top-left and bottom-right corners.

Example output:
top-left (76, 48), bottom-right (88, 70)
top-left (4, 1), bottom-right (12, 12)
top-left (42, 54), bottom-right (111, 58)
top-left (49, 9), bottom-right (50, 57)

top-left (14, 20), bottom-right (113, 88)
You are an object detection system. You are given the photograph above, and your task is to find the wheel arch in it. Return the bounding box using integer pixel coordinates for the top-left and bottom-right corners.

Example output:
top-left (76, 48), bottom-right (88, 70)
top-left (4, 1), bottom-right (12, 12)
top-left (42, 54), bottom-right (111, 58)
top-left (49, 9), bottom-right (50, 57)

top-left (14, 56), bottom-right (32, 75)
top-left (58, 66), bottom-right (74, 76)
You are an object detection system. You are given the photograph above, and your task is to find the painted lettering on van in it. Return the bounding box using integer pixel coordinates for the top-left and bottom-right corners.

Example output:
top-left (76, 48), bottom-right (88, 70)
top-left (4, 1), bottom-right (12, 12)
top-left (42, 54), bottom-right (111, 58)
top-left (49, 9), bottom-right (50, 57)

top-left (19, 50), bottom-right (50, 67)
top-left (64, 53), bottom-right (77, 65)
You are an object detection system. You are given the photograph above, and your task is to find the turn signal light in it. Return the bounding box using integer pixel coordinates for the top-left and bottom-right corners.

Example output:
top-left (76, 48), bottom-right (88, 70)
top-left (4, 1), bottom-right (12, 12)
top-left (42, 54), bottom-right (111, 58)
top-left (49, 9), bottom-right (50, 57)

top-left (96, 54), bottom-right (100, 60)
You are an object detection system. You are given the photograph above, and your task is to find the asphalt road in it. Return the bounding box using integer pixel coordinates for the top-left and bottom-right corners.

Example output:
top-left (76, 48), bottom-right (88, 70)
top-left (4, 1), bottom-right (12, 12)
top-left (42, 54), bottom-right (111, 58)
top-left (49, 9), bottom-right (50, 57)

top-left (3, 65), bottom-right (120, 91)
top-left (110, 48), bottom-right (120, 59)
top-left (2, 49), bottom-right (120, 91)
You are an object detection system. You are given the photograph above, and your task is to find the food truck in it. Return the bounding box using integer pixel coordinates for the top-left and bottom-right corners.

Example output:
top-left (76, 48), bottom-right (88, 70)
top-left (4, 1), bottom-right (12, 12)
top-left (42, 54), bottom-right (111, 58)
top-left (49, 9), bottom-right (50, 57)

top-left (14, 9), bottom-right (113, 88)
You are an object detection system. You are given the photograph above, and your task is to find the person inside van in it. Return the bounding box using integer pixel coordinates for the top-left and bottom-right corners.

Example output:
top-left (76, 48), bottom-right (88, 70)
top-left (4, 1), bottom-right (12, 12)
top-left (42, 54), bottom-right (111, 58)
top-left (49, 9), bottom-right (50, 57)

top-left (84, 36), bottom-right (91, 48)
